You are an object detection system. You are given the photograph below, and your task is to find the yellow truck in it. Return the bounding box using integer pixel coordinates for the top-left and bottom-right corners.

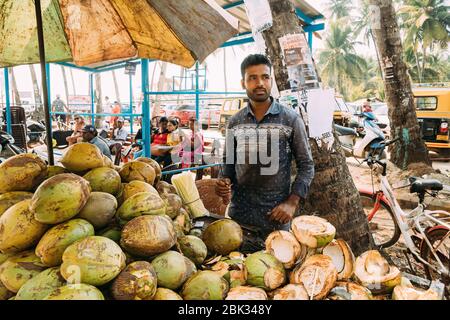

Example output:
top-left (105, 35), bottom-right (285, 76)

top-left (414, 85), bottom-right (450, 156)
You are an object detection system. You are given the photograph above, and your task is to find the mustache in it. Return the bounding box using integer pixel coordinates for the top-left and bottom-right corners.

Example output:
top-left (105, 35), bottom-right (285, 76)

top-left (253, 88), bottom-right (267, 92)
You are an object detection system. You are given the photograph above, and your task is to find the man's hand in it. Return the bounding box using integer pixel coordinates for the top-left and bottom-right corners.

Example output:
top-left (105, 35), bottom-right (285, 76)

top-left (216, 178), bottom-right (231, 205)
top-left (268, 194), bottom-right (301, 225)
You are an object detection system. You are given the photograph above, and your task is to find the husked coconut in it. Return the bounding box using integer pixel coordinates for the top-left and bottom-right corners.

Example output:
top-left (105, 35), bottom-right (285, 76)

top-left (30, 173), bottom-right (90, 224)
top-left (0, 199), bottom-right (48, 254)
top-left (116, 192), bottom-right (166, 221)
top-left (15, 267), bottom-right (66, 300)
top-left (272, 284), bottom-right (309, 300)
top-left (322, 239), bottom-right (355, 280)
top-left (289, 254), bottom-right (338, 300)
top-left (152, 288), bottom-right (183, 300)
top-left (77, 192), bottom-right (118, 229)
top-left (0, 154), bottom-right (47, 194)
top-left (44, 284), bottom-right (104, 300)
top-left (60, 142), bottom-right (105, 172)
top-left (265, 231), bottom-right (302, 269)
top-left (225, 286), bottom-right (267, 300)
top-left (328, 281), bottom-right (373, 300)
top-left (83, 167), bottom-right (122, 196)
top-left (111, 261), bottom-right (158, 300)
top-left (181, 270), bottom-right (229, 300)
top-left (202, 219), bottom-right (243, 255)
top-left (244, 251), bottom-right (286, 291)
top-left (291, 215), bottom-right (336, 248)
top-left (0, 191), bottom-right (33, 216)
top-left (135, 157), bottom-right (162, 185)
top-left (119, 161), bottom-right (156, 185)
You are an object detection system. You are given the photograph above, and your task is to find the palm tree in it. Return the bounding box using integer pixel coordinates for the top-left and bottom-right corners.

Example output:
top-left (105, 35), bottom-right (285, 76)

top-left (28, 65), bottom-right (44, 121)
top-left (318, 23), bottom-right (368, 100)
top-left (326, 0), bottom-right (353, 19)
top-left (112, 70), bottom-right (121, 103)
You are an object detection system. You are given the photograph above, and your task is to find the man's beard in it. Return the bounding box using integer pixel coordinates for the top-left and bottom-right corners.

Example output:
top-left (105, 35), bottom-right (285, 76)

top-left (246, 88), bottom-right (270, 102)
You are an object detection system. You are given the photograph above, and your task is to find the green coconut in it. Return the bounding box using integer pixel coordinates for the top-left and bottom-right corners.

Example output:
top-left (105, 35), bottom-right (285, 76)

top-left (135, 157), bottom-right (162, 185)
top-left (0, 153), bottom-right (47, 194)
top-left (116, 192), bottom-right (166, 221)
top-left (111, 261), bottom-right (158, 300)
top-left (178, 235), bottom-right (208, 265)
top-left (202, 219), bottom-right (243, 255)
top-left (156, 181), bottom-right (178, 195)
top-left (0, 191), bottom-right (33, 216)
top-left (189, 228), bottom-right (203, 238)
top-left (0, 250), bottom-right (46, 293)
top-left (60, 142), bottom-right (105, 172)
top-left (119, 161), bottom-right (156, 185)
top-left (60, 236), bottom-right (126, 286)
top-left (122, 181), bottom-right (159, 201)
top-left (83, 167), bottom-right (122, 196)
top-left (116, 183), bottom-right (126, 206)
top-left (152, 288), bottom-right (183, 300)
top-left (35, 218), bottom-right (95, 267)
top-left (30, 173), bottom-right (91, 224)
top-left (181, 270), bottom-right (229, 300)
top-left (44, 284), bottom-right (104, 300)
top-left (151, 251), bottom-right (197, 290)
top-left (120, 215), bottom-right (177, 257)
top-left (244, 251), bottom-right (286, 291)
top-left (0, 199), bottom-right (48, 254)
top-left (0, 252), bottom-right (14, 265)
top-left (173, 208), bottom-right (192, 235)
top-left (77, 192), bottom-right (118, 229)
top-left (160, 193), bottom-right (183, 219)
top-left (15, 267), bottom-right (66, 300)
top-left (98, 227), bottom-right (122, 244)
top-left (46, 165), bottom-right (68, 178)
top-left (0, 281), bottom-right (14, 300)
top-left (291, 215), bottom-right (336, 248)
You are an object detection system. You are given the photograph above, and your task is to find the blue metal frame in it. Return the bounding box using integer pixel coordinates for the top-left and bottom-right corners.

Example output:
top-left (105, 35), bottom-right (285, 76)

top-left (141, 59), bottom-right (151, 157)
top-left (89, 73), bottom-right (95, 125)
top-left (3, 68), bottom-right (11, 134)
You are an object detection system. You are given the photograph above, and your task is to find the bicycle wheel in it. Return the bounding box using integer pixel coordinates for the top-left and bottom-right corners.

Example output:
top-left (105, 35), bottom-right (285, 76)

top-left (359, 193), bottom-right (401, 248)
top-left (420, 227), bottom-right (450, 287)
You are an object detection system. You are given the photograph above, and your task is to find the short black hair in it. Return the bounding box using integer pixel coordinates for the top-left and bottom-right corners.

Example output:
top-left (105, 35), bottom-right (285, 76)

top-left (159, 116), bottom-right (168, 123)
top-left (169, 119), bottom-right (179, 126)
top-left (240, 54), bottom-right (272, 78)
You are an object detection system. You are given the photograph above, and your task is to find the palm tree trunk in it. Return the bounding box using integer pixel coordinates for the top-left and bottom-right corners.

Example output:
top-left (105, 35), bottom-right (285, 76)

top-left (421, 45), bottom-right (427, 81)
top-left (262, 0), bottom-right (374, 255)
top-left (94, 73), bottom-right (103, 128)
top-left (369, 0), bottom-right (430, 168)
top-left (413, 48), bottom-right (423, 83)
top-left (112, 70), bottom-right (121, 103)
top-left (223, 47), bottom-right (228, 93)
top-left (370, 30), bottom-right (384, 80)
top-left (9, 68), bottom-right (21, 106)
top-left (153, 62), bottom-right (168, 118)
top-left (29, 65), bottom-right (44, 121)
top-left (60, 66), bottom-right (70, 123)
top-left (69, 68), bottom-right (76, 95)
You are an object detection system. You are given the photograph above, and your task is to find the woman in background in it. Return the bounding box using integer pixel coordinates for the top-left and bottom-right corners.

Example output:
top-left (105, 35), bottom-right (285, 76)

top-left (66, 115), bottom-right (85, 146)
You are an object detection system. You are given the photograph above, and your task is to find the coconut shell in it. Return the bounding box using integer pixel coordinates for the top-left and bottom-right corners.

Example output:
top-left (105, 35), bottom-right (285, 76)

top-left (272, 284), bottom-right (310, 300)
top-left (111, 261), bottom-right (158, 300)
top-left (60, 236), bottom-right (126, 286)
top-left (173, 208), bottom-right (192, 235)
top-left (160, 193), bottom-right (183, 219)
top-left (181, 270), bottom-right (229, 300)
top-left (291, 215), bottom-right (336, 248)
top-left (120, 215), bottom-right (177, 257)
top-left (116, 192), bottom-right (166, 221)
top-left (0, 191), bottom-right (33, 216)
top-left (328, 281), bottom-right (373, 300)
top-left (119, 161), bottom-right (156, 185)
top-left (202, 219), bottom-right (243, 256)
top-left (43, 284), bottom-right (104, 300)
top-left (210, 258), bottom-right (247, 288)
top-left (152, 288), bottom-right (183, 300)
top-left (60, 142), bottom-right (105, 172)
top-left (122, 181), bottom-right (159, 201)
top-left (151, 251), bottom-right (197, 290)
top-left (245, 251), bottom-right (286, 291)
top-left (156, 181), bottom-right (178, 195)
top-left (322, 239), bottom-right (355, 280)
top-left (135, 157), bottom-right (162, 185)
top-left (0, 251), bottom-right (47, 293)
top-left (30, 174), bottom-right (91, 224)
top-left (178, 235), bottom-right (208, 265)
top-left (0, 281), bottom-right (14, 300)
top-left (225, 286), bottom-right (267, 300)
top-left (83, 167), bottom-right (122, 196)
top-left (15, 267), bottom-right (66, 300)
top-left (0, 154), bottom-right (47, 194)
top-left (265, 230), bottom-right (302, 269)
top-left (98, 227), bottom-right (122, 244)
top-left (77, 192), bottom-right (118, 229)
top-left (0, 199), bottom-right (48, 254)
top-left (46, 166), bottom-right (68, 179)
top-left (35, 219), bottom-right (95, 267)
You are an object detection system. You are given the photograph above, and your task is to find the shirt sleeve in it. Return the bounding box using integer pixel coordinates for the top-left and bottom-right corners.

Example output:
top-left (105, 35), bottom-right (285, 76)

top-left (290, 116), bottom-right (315, 199)
top-left (116, 129), bottom-right (129, 141)
top-left (221, 120), bottom-right (236, 183)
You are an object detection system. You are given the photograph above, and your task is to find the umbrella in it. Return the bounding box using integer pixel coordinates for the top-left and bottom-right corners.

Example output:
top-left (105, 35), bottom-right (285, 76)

top-left (0, 0), bottom-right (239, 164)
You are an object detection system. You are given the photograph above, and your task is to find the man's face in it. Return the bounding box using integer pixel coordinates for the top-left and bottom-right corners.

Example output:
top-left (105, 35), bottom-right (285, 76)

top-left (241, 64), bottom-right (272, 103)
top-left (82, 131), bottom-right (94, 142)
top-left (117, 121), bottom-right (123, 129)
top-left (160, 121), bottom-right (168, 131)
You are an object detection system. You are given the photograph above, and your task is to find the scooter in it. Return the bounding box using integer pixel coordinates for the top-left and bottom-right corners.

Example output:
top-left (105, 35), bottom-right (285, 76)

top-left (336, 111), bottom-right (386, 159)
top-left (27, 119), bottom-right (47, 143)
top-left (0, 130), bottom-right (26, 163)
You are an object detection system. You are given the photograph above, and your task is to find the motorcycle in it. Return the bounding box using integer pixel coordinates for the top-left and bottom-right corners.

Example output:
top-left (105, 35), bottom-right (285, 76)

top-left (0, 130), bottom-right (26, 163)
top-left (336, 111), bottom-right (386, 159)
top-left (27, 119), bottom-right (47, 143)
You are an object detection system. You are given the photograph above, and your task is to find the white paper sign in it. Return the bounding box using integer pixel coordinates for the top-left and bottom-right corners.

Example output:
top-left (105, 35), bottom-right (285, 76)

top-left (243, 0), bottom-right (273, 34)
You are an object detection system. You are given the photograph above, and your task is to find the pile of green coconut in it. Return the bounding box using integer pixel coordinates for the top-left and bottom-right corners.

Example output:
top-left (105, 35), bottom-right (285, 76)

top-left (0, 144), bottom-right (443, 300)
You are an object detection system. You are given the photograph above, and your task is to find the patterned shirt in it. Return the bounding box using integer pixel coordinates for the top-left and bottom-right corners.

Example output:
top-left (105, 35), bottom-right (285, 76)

top-left (221, 98), bottom-right (314, 232)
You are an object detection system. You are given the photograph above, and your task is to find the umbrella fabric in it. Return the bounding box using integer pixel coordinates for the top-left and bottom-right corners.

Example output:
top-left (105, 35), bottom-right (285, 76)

top-left (0, 0), bottom-right (239, 68)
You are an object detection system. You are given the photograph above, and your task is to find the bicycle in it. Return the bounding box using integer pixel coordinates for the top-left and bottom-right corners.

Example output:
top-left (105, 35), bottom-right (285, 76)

top-left (358, 138), bottom-right (450, 289)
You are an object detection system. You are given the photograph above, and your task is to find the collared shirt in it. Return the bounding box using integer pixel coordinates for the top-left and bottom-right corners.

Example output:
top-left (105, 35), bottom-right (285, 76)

top-left (221, 98), bottom-right (314, 232)
top-left (113, 127), bottom-right (128, 141)
top-left (90, 136), bottom-right (112, 159)
top-left (52, 98), bottom-right (66, 112)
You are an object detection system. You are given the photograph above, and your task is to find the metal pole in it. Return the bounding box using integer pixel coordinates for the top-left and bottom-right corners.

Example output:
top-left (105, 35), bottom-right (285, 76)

top-left (34, 0), bottom-right (54, 165)
top-left (46, 63), bottom-right (52, 129)
top-left (89, 73), bottom-right (94, 125)
top-left (141, 59), bottom-right (151, 157)
top-left (308, 32), bottom-right (313, 50)
top-left (195, 61), bottom-right (199, 120)
top-left (4, 69), bottom-right (12, 135)
top-left (129, 73), bottom-right (133, 134)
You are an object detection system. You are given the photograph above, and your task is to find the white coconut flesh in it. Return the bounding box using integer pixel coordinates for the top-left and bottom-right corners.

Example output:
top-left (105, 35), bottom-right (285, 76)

top-left (298, 266), bottom-right (329, 299)
top-left (272, 284), bottom-right (309, 300)
top-left (392, 278), bottom-right (442, 300)
top-left (322, 243), bottom-right (345, 273)
top-left (263, 267), bottom-right (286, 290)
top-left (270, 238), bottom-right (296, 264)
top-left (329, 281), bottom-right (372, 300)
top-left (226, 286), bottom-right (267, 300)
top-left (291, 216), bottom-right (336, 248)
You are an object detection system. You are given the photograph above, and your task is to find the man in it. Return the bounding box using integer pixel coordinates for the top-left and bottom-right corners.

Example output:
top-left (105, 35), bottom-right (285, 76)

top-left (52, 95), bottom-right (69, 128)
top-left (216, 54), bottom-right (315, 240)
top-left (108, 117), bottom-right (129, 165)
top-left (81, 125), bottom-right (112, 159)
top-left (151, 116), bottom-right (171, 166)
top-left (362, 99), bottom-right (373, 113)
top-left (110, 101), bottom-right (121, 128)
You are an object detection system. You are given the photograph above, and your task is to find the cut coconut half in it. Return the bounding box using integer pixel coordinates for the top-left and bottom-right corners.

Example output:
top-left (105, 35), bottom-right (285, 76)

top-left (225, 286), bottom-right (267, 300)
top-left (328, 281), bottom-right (373, 300)
top-left (272, 284), bottom-right (309, 300)
top-left (291, 216), bottom-right (336, 248)
top-left (322, 239), bottom-right (355, 280)
top-left (265, 231), bottom-right (301, 269)
top-left (392, 278), bottom-right (443, 300)
top-left (210, 259), bottom-right (247, 288)
top-left (289, 254), bottom-right (337, 300)
top-left (228, 252), bottom-right (245, 260)
top-left (354, 250), bottom-right (401, 295)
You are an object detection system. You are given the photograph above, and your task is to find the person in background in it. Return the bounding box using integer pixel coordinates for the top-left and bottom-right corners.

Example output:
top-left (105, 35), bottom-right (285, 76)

top-left (66, 114), bottom-right (85, 146)
top-left (167, 118), bottom-right (183, 147)
top-left (110, 101), bottom-right (121, 128)
top-left (52, 94), bottom-right (69, 128)
top-left (180, 117), bottom-right (204, 168)
top-left (107, 117), bottom-right (129, 165)
top-left (104, 96), bottom-right (112, 114)
top-left (362, 99), bottom-right (373, 113)
top-left (81, 125), bottom-right (112, 159)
